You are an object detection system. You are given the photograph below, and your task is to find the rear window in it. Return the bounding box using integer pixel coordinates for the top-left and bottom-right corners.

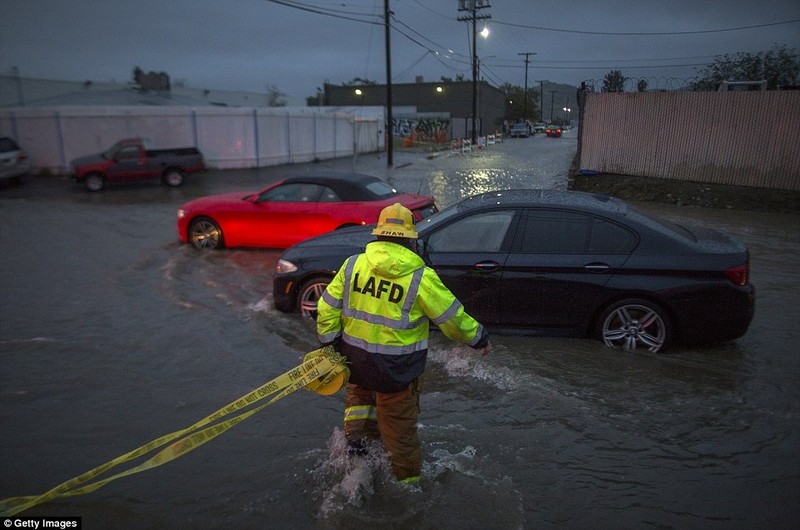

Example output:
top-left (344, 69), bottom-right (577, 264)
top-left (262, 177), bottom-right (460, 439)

top-left (627, 206), bottom-right (696, 242)
top-left (365, 180), bottom-right (398, 198)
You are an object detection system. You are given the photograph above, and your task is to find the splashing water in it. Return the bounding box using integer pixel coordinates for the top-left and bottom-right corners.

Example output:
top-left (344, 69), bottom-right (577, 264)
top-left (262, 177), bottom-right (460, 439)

top-left (427, 342), bottom-right (520, 392)
top-left (309, 429), bottom-right (398, 518)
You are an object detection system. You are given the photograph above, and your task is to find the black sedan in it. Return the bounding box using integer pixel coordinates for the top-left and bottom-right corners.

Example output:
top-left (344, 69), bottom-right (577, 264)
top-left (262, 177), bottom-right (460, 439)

top-left (273, 189), bottom-right (755, 353)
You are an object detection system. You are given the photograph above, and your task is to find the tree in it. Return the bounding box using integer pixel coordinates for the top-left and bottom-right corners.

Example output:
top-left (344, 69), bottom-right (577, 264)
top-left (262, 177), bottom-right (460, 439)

top-left (306, 87), bottom-right (324, 107)
top-left (636, 79), bottom-right (648, 92)
top-left (342, 77), bottom-right (379, 86)
top-left (266, 85), bottom-right (286, 107)
top-left (690, 45), bottom-right (799, 90)
top-left (132, 66), bottom-right (144, 86)
top-left (499, 82), bottom-right (540, 122)
top-left (602, 70), bottom-right (626, 92)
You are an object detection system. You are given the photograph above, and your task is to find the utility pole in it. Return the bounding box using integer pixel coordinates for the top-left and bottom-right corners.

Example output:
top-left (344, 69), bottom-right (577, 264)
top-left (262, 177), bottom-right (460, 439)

top-left (540, 80), bottom-right (544, 121)
top-left (11, 66), bottom-right (25, 107)
top-left (385, 0), bottom-right (393, 168)
top-left (458, 1), bottom-right (491, 145)
top-left (518, 52), bottom-right (535, 120)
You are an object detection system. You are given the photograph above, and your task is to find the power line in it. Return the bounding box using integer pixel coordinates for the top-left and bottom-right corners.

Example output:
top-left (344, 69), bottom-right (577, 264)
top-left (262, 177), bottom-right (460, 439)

top-left (264, 0), bottom-right (382, 25)
top-left (493, 18), bottom-right (800, 36)
top-left (392, 17), bottom-right (471, 61)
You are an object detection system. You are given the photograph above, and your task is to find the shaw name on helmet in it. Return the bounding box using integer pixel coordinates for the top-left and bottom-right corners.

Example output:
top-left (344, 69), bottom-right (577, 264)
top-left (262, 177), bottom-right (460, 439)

top-left (372, 203), bottom-right (419, 239)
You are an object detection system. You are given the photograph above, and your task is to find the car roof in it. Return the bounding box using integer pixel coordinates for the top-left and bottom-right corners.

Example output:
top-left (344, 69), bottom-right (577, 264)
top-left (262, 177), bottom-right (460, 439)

top-left (0, 137), bottom-right (21, 151)
top-left (454, 189), bottom-right (704, 245)
top-left (458, 189), bottom-right (630, 216)
top-left (281, 172), bottom-right (394, 201)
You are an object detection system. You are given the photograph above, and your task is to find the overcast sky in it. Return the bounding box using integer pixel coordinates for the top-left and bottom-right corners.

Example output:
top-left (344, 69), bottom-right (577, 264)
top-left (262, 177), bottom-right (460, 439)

top-left (1, 0), bottom-right (798, 104)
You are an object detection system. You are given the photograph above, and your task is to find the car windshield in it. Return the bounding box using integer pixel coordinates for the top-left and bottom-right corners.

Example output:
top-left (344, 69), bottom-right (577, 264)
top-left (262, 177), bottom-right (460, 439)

top-left (101, 145), bottom-right (116, 159)
top-left (415, 202), bottom-right (463, 233)
top-left (0, 137), bottom-right (19, 152)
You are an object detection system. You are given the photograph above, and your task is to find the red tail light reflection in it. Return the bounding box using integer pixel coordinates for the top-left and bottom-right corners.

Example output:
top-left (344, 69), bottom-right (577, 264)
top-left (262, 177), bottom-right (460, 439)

top-left (725, 263), bottom-right (749, 286)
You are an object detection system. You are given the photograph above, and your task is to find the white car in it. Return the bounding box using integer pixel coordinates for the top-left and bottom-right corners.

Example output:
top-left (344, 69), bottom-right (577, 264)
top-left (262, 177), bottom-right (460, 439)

top-left (509, 123), bottom-right (530, 138)
top-left (0, 136), bottom-right (32, 184)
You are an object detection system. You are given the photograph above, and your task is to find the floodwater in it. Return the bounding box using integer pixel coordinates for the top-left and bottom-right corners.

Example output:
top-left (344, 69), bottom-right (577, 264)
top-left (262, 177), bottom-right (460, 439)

top-left (1, 131), bottom-right (798, 529)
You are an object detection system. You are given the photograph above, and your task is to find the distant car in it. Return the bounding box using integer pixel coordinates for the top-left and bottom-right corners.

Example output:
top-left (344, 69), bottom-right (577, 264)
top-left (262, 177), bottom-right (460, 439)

top-left (546, 126), bottom-right (562, 138)
top-left (509, 123), bottom-right (530, 138)
top-left (532, 122), bottom-right (546, 134)
top-left (177, 172), bottom-right (438, 250)
top-left (273, 189), bottom-right (754, 353)
top-left (0, 136), bottom-right (32, 185)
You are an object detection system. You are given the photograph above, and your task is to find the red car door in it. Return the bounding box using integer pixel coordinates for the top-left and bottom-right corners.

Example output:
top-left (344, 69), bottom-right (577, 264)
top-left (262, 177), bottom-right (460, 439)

top-left (237, 183), bottom-right (324, 248)
top-left (107, 145), bottom-right (151, 182)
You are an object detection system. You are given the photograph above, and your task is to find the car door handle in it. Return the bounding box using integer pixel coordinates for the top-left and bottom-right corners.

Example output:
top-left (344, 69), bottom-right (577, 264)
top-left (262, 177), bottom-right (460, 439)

top-left (475, 261), bottom-right (501, 271)
top-left (584, 262), bottom-right (611, 273)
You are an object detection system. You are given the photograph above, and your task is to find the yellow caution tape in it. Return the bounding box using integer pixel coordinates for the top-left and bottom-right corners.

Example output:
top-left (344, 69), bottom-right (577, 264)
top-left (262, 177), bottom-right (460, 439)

top-left (0, 346), bottom-right (348, 517)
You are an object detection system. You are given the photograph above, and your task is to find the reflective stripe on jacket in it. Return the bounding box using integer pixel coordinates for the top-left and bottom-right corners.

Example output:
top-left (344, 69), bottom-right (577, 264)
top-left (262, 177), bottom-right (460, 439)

top-left (317, 240), bottom-right (486, 392)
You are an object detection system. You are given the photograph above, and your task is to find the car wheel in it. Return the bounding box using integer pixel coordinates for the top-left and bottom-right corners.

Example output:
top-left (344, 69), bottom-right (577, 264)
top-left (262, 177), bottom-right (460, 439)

top-left (163, 169), bottom-right (184, 187)
top-left (188, 217), bottom-right (223, 250)
top-left (296, 276), bottom-right (331, 318)
top-left (597, 298), bottom-right (672, 353)
top-left (85, 174), bottom-right (105, 192)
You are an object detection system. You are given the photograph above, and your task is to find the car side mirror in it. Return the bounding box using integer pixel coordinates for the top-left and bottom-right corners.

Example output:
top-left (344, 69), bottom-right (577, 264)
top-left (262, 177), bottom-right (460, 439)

top-left (416, 238), bottom-right (427, 257)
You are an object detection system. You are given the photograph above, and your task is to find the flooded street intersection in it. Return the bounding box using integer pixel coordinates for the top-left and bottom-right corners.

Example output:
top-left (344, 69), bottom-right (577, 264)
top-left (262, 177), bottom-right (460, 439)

top-left (1, 133), bottom-right (798, 529)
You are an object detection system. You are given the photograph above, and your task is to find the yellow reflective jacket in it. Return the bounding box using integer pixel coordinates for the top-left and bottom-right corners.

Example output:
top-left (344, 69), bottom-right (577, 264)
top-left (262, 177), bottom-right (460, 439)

top-left (317, 240), bottom-right (488, 392)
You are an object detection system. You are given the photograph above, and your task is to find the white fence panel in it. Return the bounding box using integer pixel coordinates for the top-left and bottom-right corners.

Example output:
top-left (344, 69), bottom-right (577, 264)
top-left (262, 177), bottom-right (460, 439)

top-left (0, 106), bottom-right (381, 174)
top-left (259, 113), bottom-right (291, 167)
top-left (195, 108), bottom-right (256, 169)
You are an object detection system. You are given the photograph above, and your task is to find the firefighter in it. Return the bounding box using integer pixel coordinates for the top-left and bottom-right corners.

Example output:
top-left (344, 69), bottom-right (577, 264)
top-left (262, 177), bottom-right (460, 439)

top-left (316, 203), bottom-right (491, 484)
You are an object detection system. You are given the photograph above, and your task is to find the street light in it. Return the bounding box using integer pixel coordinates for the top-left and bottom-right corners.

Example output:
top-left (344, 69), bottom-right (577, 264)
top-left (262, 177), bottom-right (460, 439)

top-left (562, 106), bottom-right (571, 126)
top-left (458, 0), bottom-right (491, 145)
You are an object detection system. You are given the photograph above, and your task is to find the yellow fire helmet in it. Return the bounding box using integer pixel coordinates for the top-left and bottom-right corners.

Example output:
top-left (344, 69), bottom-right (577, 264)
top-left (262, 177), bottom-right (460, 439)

top-left (303, 347), bottom-right (350, 396)
top-left (371, 202), bottom-right (419, 239)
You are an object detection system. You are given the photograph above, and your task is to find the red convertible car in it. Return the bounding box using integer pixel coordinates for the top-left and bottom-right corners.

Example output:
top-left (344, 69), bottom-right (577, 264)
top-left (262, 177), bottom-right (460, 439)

top-left (177, 172), bottom-right (438, 250)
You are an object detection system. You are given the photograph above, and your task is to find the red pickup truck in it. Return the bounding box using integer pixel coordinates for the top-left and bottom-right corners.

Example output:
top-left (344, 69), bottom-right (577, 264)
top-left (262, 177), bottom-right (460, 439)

top-left (71, 138), bottom-right (205, 191)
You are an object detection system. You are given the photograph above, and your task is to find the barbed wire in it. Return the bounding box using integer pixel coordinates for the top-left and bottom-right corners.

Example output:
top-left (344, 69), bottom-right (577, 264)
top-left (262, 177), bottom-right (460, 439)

top-left (579, 76), bottom-right (713, 92)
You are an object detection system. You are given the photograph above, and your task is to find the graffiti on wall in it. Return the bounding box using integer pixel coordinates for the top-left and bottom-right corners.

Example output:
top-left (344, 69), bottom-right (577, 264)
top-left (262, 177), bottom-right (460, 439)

top-left (390, 117), bottom-right (450, 144)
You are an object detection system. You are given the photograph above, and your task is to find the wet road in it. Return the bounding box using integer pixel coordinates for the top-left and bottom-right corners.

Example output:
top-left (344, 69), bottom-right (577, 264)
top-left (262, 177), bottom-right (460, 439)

top-left (1, 130), bottom-right (799, 529)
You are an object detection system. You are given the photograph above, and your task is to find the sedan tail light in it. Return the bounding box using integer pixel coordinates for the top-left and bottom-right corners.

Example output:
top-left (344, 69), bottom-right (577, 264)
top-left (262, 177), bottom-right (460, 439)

top-left (725, 263), bottom-right (749, 286)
